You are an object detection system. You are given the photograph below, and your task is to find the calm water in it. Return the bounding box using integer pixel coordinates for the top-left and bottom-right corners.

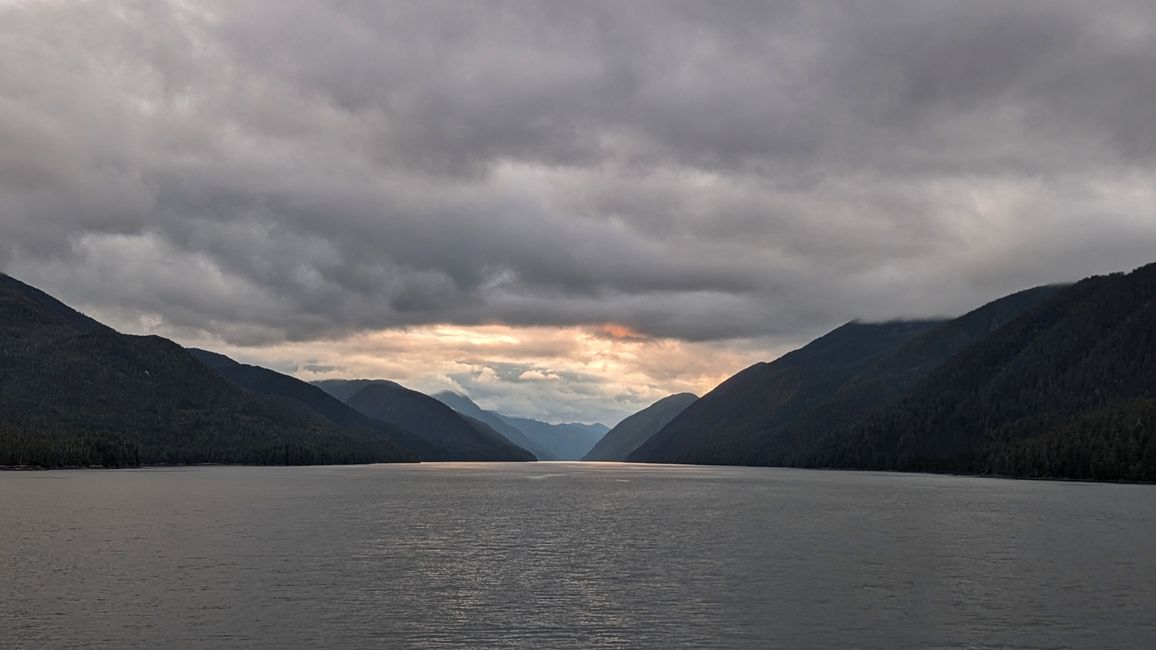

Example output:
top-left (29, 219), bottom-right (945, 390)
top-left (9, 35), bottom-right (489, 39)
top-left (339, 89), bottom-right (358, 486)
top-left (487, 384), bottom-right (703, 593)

top-left (1, 463), bottom-right (1154, 649)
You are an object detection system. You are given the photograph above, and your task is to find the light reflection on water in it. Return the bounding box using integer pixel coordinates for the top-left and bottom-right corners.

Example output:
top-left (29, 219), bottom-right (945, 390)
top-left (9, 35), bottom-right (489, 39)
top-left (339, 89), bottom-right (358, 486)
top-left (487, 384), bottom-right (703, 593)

top-left (2, 462), bottom-right (1154, 649)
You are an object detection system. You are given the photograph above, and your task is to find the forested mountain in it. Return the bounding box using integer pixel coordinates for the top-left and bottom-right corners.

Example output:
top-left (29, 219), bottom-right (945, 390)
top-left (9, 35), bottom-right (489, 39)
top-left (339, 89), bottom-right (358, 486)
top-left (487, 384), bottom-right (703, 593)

top-left (630, 264), bottom-right (1156, 481)
top-left (432, 391), bottom-right (557, 460)
top-left (629, 286), bottom-right (1062, 467)
top-left (187, 349), bottom-right (438, 459)
top-left (583, 393), bottom-right (698, 461)
top-left (745, 285), bottom-right (1062, 465)
top-left (629, 320), bottom-right (944, 464)
top-left (320, 380), bottom-right (535, 461)
top-left (805, 264), bottom-right (1156, 480)
top-left (0, 274), bottom-right (412, 468)
top-left (9, 258), bottom-right (1152, 479)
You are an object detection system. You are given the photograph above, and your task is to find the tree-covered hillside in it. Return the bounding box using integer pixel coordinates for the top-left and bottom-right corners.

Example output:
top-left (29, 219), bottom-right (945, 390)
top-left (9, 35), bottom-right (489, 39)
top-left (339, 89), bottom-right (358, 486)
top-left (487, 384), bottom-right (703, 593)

top-left (337, 380), bottom-right (536, 461)
top-left (807, 264), bottom-right (1156, 480)
top-left (629, 264), bottom-right (1156, 481)
top-left (583, 393), bottom-right (697, 461)
top-left (0, 274), bottom-right (412, 468)
top-left (187, 348), bottom-right (434, 459)
top-left (629, 320), bottom-right (943, 464)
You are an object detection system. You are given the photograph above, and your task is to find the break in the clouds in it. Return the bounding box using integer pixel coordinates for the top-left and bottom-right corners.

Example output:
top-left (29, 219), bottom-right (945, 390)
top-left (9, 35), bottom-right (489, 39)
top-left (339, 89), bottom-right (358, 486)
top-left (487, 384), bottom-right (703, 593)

top-left (3, 1), bottom-right (1156, 422)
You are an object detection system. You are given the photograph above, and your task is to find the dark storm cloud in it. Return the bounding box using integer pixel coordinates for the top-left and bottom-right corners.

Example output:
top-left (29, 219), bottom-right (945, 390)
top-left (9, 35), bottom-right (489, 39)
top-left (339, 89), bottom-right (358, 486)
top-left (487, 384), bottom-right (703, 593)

top-left (2, 0), bottom-right (1156, 345)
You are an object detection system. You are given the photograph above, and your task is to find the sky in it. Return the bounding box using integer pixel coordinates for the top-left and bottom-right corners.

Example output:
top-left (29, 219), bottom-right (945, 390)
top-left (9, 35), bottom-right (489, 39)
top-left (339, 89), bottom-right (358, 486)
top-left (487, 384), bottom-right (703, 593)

top-left (2, 1), bottom-right (1156, 424)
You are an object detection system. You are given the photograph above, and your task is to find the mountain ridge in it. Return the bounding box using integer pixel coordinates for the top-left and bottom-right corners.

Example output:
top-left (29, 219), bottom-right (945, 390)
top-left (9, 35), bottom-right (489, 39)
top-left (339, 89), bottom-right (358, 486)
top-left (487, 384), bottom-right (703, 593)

top-left (628, 268), bottom-right (1155, 481)
top-left (317, 379), bottom-right (536, 461)
top-left (583, 393), bottom-right (698, 461)
top-left (0, 273), bottom-right (412, 468)
top-left (186, 349), bottom-right (440, 460)
top-left (803, 265), bottom-right (1156, 480)
top-left (430, 391), bottom-right (555, 459)
top-left (629, 319), bottom-right (946, 464)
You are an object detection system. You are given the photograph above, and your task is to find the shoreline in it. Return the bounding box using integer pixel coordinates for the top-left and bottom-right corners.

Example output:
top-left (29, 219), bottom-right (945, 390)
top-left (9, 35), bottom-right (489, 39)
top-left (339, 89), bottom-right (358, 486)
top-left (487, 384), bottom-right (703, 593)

top-left (3, 460), bottom-right (1154, 485)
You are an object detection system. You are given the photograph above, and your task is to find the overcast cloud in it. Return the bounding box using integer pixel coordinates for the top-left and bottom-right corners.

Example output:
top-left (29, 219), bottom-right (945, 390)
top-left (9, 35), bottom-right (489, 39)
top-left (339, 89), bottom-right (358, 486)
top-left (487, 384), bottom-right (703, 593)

top-left (3, 1), bottom-right (1155, 422)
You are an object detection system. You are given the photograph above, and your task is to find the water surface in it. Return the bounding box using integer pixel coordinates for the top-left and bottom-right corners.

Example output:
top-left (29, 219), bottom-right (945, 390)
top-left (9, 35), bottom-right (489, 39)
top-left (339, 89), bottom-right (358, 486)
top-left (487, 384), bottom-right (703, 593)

top-left (2, 463), bottom-right (1154, 648)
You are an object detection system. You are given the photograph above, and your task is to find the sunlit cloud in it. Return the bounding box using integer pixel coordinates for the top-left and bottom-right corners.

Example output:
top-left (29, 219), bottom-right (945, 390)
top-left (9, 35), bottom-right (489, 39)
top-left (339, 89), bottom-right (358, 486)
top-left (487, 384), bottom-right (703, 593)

top-left (163, 322), bottom-right (794, 425)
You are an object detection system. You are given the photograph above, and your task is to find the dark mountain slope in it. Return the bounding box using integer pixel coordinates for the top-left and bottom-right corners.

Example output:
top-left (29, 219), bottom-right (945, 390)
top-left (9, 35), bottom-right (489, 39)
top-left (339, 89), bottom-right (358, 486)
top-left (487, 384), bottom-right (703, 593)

top-left (583, 393), bottom-right (697, 461)
top-left (630, 320), bottom-right (943, 464)
top-left (810, 264), bottom-right (1156, 480)
top-left (0, 274), bottom-right (411, 468)
top-left (432, 391), bottom-right (553, 460)
top-left (747, 285), bottom-right (1064, 465)
top-left (0, 274), bottom-right (111, 334)
top-left (343, 381), bottom-right (535, 461)
top-left (187, 349), bottom-right (434, 459)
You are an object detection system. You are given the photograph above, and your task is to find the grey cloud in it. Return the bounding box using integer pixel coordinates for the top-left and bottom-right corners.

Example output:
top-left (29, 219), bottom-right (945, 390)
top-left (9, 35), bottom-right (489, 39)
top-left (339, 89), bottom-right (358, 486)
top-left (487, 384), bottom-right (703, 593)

top-left (2, 0), bottom-right (1156, 349)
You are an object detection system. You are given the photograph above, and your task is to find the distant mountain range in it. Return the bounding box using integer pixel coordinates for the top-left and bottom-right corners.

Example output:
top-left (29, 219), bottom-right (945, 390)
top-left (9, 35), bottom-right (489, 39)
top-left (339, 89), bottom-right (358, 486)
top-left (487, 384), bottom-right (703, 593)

top-left (431, 391), bottom-right (608, 460)
top-left (501, 418), bottom-right (608, 461)
top-left (629, 265), bottom-right (1156, 481)
top-left (583, 393), bottom-right (697, 461)
top-left (314, 380), bottom-right (534, 461)
top-left (430, 391), bottom-right (556, 459)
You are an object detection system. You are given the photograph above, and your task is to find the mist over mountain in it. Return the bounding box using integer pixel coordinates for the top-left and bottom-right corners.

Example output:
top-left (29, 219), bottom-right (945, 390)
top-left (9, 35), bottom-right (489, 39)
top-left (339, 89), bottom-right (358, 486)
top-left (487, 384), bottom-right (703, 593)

top-left (316, 380), bottom-right (535, 462)
top-left (583, 393), bottom-right (698, 462)
top-left (629, 265), bottom-right (1156, 481)
top-left (4, 258), bottom-right (1153, 479)
top-left (5, 0), bottom-right (1156, 456)
top-left (0, 274), bottom-right (411, 468)
top-left (629, 285), bottom-right (1062, 466)
top-left (806, 263), bottom-right (1156, 480)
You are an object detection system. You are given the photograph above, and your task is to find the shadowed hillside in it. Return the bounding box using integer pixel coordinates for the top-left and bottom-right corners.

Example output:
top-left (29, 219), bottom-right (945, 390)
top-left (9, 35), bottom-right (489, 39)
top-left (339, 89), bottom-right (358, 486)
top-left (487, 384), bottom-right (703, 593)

top-left (629, 320), bottom-right (943, 464)
top-left (806, 264), bottom-right (1156, 480)
top-left (187, 349), bottom-right (438, 459)
top-left (0, 274), bottom-right (412, 468)
top-left (316, 380), bottom-right (535, 461)
top-left (583, 393), bottom-right (697, 461)
top-left (630, 264), bottom-right (1156, 481)
top-left (431, 391), bottom-right (555, 459)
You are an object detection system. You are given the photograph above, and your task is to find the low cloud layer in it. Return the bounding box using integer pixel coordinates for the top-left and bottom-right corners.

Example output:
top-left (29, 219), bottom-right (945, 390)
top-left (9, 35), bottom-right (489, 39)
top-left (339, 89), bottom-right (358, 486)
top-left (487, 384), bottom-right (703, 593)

top-left (3, 1), bottom-right (1156, 420)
